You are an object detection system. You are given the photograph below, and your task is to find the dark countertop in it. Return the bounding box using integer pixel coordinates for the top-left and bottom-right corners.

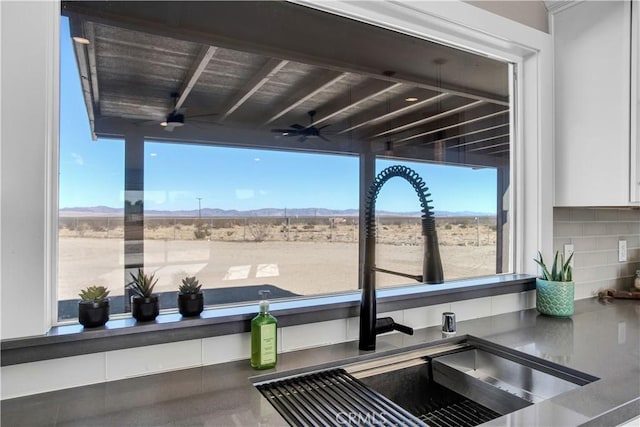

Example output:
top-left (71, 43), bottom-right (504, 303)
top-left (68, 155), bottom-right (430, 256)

top-left (2, 298), bottom-right (639, 426)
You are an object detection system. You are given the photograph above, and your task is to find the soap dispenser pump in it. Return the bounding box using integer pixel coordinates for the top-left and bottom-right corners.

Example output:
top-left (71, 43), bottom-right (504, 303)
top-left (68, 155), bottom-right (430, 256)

top-left (251, 290), bottom-right (277, 370)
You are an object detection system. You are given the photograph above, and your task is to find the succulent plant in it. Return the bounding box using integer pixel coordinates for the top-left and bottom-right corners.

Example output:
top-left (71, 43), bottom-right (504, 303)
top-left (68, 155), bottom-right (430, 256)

top-left (78, 285), bottom-right (110, 302)
top-left (179, 276), bottom-right (202, 294)
top-left (534, 251), bottom-right (573, 282)
top-left (128, 269), bottom-right (158, 298)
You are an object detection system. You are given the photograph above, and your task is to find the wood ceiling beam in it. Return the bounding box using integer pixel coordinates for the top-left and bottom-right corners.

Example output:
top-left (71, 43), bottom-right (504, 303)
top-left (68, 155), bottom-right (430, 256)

top-left (448, 134), bottom-right (510, 150)
top-left (425, 123), bottom-right (509, 145)
top-left (372, 100), bottom-right (484, 139)
top-left (263, 70), bottom-right (348, 125)
top-left (388, 140), bottom-right (507, 169)
top-left (468, 139), bottom-right (510, 152)
top-left (394, 109), bottom-right (509, 145)
top-left (85, 22), bottom-right (100, 110)
top-left (69, 18), bottom-right (98, 140)
top-left (174, 45), bottom-right (218, 112)
top-left (61, 3), bottom-right (510, 107)
top-left (219, 58), bottom-right (289, 122)
top-left (338, 93), bottom-right (449, 135)
top-left (311, 80), bottom-right (404, 126)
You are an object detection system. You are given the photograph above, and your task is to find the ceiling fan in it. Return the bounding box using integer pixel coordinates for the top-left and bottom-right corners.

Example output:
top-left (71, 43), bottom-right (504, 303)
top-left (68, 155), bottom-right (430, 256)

top-left (271, 110), bottom-right (330, 142)
top-left (160, 111), bottom-right (185, 131)
top-left (139, 93), bottom-right (219, 132)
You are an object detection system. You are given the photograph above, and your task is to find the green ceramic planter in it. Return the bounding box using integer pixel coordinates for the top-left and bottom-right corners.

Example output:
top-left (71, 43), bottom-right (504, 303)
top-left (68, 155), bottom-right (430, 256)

top-left (536, 278), bottom-right (574, 317)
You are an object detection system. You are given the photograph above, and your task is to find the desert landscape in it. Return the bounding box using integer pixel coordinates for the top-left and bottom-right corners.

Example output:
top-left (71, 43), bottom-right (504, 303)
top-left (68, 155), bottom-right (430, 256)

top-left (58, 215), bottom-right (498, 311)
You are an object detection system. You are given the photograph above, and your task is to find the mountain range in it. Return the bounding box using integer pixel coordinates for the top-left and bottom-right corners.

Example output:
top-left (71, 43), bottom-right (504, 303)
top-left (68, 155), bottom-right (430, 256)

top-left (59, 206), bottom-right (495, 218)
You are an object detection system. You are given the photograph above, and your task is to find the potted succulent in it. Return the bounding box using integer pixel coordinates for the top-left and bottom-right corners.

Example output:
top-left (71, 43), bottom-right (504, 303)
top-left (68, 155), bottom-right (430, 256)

top-left (178, 276), bottom-right (204, 317)
top-left (78, 285), bottom-right (110, 328)
top-left (534, 251), bottom-right (575, 318)
top-left (128, 269), bottom-right (159, 321)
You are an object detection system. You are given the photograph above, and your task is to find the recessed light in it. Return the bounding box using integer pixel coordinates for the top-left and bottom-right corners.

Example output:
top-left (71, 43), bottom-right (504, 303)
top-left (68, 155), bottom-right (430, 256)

top-left (405, 97), bottom-right (419, 102)
top-left (72, 36), bottom-right (90, 45)
top-left (160, 121), bottom-right (168, 127)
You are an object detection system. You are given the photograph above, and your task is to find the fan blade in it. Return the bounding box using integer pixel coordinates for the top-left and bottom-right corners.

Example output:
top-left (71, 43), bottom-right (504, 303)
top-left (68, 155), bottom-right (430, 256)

top-left (135, 119), bottom-right (163, 127)
top-left (319, 135), bottom-right (331, 142)
top-left (271, 129), bottom-right (298, 135)
top-left (290, 124), bottom-right (305, 130)
top-left (318, 124), bottom-right (331, 130)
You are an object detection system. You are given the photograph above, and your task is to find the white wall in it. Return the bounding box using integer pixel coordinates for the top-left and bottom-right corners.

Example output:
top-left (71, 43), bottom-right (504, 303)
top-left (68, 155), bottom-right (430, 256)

top-left (465, 1), bottom-right (549, 33)
top-left (1, 1), bottom-right (59, 339)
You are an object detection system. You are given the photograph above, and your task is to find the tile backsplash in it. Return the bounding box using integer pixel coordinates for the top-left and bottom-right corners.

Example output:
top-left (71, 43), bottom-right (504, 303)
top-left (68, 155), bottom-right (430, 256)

top-left (554, 208), bottom-right (640, 299)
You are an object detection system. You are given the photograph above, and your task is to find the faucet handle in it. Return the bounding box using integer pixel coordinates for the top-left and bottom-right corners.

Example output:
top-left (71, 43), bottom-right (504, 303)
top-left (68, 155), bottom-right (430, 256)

top-left (392, 322), bottom-right (414, 336)
top-left (375, 317), bottom-right (414, 336)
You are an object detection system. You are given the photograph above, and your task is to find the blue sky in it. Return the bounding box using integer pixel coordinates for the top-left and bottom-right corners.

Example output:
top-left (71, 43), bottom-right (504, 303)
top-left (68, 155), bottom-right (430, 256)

top-left (59, 17), bottom-right (497, 214)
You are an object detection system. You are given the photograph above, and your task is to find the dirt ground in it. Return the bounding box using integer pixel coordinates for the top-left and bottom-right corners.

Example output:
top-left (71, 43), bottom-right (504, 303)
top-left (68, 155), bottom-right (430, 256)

top-left (58, 217), bottom-right (498, 300)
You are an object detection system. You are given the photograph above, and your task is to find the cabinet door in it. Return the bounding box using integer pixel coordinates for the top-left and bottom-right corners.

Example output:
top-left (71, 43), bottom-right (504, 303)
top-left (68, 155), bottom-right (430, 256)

top-left (632, 0), bottom-right (640, 203)
top-left (554, 1), bottom-right (631, 206)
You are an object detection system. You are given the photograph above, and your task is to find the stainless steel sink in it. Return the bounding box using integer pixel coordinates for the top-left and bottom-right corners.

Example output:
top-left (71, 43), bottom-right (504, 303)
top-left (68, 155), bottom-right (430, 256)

top-left (254, 336), bottom-right (598, 426)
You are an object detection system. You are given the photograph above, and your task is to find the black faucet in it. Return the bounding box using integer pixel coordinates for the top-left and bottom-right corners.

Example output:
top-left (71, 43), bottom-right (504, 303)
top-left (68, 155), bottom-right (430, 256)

top-left (359, 165), bottom-right (444, 351)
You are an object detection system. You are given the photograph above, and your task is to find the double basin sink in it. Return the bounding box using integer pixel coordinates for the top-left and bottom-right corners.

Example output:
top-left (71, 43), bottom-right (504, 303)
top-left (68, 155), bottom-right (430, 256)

top-left (253, 336), bottom-right (598, 426)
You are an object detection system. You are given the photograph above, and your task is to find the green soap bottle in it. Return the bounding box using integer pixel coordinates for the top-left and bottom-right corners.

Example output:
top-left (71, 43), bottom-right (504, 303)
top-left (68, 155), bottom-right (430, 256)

top-left (251, 290), bottom-right (277, 370)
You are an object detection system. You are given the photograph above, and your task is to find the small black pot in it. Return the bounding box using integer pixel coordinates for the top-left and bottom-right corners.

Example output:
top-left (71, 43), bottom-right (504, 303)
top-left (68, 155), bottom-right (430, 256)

top-left (131, 296), bottom-right (159, 322)
top-left (178, 292), bottom-right (204, 317)
top-left (78, 300), bottom-right (110, 328)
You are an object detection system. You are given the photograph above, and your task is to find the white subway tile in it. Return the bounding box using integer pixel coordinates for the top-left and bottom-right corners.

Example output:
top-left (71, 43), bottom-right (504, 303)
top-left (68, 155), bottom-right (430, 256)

top-left (403, 303), bottom-right (451, 329)
top-left (523, 290), bottom-right (536, 309)
top-left (1, 353), bottom-right (105, 399)
top-left (574, 281), bottom-right (605, 300)
top-left (105, 340), bottom-right (201, 381)
top-left (491, 293), bottom-right (526, 315)
top-left (281, 319), bottom-right (347, 352)
top-left (569, 208), bottom-right (595, 222)
top-left (554, 208), bottom-right (571, 221)
top-left (583, 223), bottom-right (608, 236)
top-left (346, 316), bottom-right (360, 341)
top-left (202, 332), bottom-right (252, 365)
top-left (595, 209), bottom-right (620, 221)
top-left (607, 222), bottom-right (632, 235)
top-left (596, 236), bottom-right (620, 250)
top-left (555, 223), bottom-right (583, 237)
top-left (451, 297), bottom-right (491, 322)
top-left (572, 237), bottom-right (598, 251)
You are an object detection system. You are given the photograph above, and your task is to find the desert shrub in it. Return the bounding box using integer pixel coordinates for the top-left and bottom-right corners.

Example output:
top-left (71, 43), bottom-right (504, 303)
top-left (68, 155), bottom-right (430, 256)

top-left (444, 224), bottom-right (453, 230)
top-left (302, 224), bottom-right (314, 230)
top-left (249, 222), bottom-right (269, 242)
top-left (194, 224), bottom-right (211, 240)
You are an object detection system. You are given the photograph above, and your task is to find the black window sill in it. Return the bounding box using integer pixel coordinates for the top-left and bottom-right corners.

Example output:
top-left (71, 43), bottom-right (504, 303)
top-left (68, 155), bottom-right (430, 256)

top-left (0, 274), bottom-right (535, 366)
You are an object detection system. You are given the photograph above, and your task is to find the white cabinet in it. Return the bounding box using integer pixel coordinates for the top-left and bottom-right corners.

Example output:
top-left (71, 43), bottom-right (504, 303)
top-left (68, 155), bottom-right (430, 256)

top-left (553, 1), bottom-right (639, 206)
top-left (631, 0), bottom-right (640, 203)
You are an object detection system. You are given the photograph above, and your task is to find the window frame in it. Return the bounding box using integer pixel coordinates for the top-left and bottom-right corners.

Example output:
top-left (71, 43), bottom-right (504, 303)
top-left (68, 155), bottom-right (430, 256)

top-left (52, 0), bottom-right (552, 325)
top-left (52, 0), bottom-right (542, 325)
top-left (0, 0), bottom-right (552, 340)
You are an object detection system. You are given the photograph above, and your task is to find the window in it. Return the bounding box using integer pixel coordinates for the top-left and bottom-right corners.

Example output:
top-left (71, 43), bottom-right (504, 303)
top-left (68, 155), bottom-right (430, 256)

top-left (374, 159), bottom-right (501, 288)
top-left (58, 2), bottom-right (513, 321)
top-left (58, 17), bottom-right (125, 319)
top-left (143, 142), bottom-right (359, 309)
